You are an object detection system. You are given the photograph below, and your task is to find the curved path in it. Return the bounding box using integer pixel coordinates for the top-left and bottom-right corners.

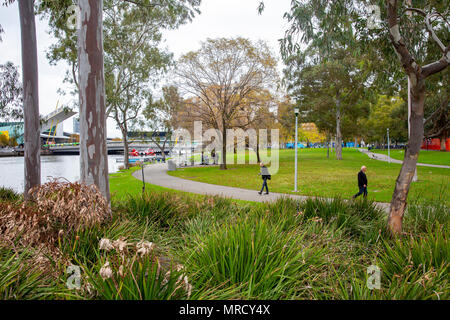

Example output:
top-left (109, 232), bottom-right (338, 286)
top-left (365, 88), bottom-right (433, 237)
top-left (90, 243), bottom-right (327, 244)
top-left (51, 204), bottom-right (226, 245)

top-left (132, 163), bottom-right (390, 213)
top-left (359, 149), bottom-right (450, 169)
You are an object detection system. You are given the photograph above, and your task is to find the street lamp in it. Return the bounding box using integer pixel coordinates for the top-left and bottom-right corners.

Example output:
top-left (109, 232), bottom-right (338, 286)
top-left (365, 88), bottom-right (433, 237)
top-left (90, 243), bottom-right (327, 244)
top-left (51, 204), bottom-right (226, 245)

top-left (294, 108), bottom-right (299, 192)
top-left (387, 128), bottom-right (390, 164)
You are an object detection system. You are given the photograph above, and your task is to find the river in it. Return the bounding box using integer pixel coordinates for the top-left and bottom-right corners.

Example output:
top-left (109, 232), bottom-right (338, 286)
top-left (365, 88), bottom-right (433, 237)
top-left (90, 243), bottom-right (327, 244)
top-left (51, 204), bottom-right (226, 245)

top-left (0, 155), bottom-right (124, 193)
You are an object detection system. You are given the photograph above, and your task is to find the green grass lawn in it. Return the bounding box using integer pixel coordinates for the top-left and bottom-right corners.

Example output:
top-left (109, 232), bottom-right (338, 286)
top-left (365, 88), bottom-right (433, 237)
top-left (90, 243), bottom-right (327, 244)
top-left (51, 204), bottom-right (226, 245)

top-left (371, 149), bottom-right (450, 166)
top-left (109, 165), bottom-right (255, 206)
top-left (169, 148), bottom-right (449, 203)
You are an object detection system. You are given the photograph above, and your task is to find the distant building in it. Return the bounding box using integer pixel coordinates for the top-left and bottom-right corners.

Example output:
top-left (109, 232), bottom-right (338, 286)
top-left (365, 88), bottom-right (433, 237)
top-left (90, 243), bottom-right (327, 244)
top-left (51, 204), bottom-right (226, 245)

top-left (0, 122), bottom-right (24, 145)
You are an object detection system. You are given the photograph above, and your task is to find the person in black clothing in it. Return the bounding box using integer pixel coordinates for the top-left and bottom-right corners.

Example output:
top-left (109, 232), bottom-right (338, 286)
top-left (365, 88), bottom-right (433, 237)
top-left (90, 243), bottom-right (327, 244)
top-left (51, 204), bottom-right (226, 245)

top-left (353, 165), bottom-right (368, 199)
top-left (258, 162), bottom-right (271, 195)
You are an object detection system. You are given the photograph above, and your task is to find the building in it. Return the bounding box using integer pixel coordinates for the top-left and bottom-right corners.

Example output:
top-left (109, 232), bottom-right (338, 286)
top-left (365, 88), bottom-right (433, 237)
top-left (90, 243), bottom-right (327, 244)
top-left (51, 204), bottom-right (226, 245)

top-left (0, 122), bottom-right (25, 145)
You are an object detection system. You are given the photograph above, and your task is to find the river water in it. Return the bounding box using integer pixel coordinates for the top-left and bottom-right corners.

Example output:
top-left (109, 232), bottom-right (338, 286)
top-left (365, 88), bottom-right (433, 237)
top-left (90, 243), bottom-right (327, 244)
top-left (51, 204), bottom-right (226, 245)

top-left (0, 155), bottom-right (124, 193)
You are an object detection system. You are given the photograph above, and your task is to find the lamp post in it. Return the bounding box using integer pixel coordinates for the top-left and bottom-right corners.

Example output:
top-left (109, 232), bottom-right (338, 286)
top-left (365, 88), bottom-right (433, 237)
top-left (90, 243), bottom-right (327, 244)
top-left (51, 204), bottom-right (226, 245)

top-left (387, 128), bottom-right (390, 164)
top-left (294, 108), bottom-right (299, 192)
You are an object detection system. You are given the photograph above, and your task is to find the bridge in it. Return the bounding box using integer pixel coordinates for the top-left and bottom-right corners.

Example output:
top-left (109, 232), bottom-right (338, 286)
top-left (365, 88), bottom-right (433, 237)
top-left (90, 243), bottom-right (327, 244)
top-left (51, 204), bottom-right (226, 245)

top-left (45, 141), bottom-right (173, 155)
top-left (41, 107), bottom-right (77, 134)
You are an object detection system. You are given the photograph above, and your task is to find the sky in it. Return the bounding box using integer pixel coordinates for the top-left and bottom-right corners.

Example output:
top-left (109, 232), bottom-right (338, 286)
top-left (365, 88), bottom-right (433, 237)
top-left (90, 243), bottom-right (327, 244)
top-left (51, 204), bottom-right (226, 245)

top-left (0, 0), bottom-right (292, 138)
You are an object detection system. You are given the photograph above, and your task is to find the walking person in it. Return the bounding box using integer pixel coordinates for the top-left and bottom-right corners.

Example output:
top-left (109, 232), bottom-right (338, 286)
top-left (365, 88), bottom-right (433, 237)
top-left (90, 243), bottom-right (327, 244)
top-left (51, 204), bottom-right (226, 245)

top-left (353, 165), bottom-right (368, 199)
top-left (258, 162), bottom-right (271, 195)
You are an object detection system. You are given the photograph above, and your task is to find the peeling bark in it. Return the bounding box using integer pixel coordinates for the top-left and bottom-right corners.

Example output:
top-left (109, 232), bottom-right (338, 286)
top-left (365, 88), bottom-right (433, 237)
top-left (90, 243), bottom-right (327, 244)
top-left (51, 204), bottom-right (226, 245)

top-left (19, 0), bottom-right (41, 200)
top-left (78, 0), bottom-right (110, 203)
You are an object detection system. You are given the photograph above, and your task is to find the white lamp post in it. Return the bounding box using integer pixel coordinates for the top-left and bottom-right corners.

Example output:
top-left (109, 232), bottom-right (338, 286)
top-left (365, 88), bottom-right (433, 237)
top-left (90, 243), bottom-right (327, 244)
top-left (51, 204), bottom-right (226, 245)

top-left (387, 128), bottom-right (390, 164)
top-left (294, 107), bottom-right (299, 192)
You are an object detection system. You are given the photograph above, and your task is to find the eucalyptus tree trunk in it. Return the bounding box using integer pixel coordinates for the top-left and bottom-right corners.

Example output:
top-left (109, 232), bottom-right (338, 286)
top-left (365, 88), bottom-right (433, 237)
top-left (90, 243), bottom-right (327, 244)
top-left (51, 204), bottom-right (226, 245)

top-left (386, 0), bottom-right (449, 234)
top-left (388, 80), bottom-right (425, 234)
top-left (78, 0), bottom-right (110, 202)
top-left (19, 0), bottom-right (40, 199)
top-left (335, 99), bottom-right (343, 160)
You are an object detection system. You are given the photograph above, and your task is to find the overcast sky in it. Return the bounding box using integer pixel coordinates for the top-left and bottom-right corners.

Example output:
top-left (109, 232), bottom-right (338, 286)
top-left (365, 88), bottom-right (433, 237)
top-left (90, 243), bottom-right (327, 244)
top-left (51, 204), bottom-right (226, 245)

top-left (0, 0), bottom-right (292, 138)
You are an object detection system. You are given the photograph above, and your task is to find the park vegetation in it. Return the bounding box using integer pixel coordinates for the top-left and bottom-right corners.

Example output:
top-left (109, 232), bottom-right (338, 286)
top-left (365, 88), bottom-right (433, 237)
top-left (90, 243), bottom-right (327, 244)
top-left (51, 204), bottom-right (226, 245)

top-left (0, 0), bottom-right (448, 300)
top-left (0, 176), bottom-right (448, 300)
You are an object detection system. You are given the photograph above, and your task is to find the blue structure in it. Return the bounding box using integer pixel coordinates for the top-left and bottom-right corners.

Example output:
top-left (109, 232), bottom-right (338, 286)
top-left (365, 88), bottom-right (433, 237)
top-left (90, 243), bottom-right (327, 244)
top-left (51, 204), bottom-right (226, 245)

top-left (286, 142), bottom-right (306, 149)
top-left (0, 122), bottom-right (24, 144)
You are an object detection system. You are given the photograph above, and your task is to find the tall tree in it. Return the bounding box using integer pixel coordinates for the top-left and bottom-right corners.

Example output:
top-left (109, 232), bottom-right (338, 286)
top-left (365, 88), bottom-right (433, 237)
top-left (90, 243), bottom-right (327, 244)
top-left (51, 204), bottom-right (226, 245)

top-left (386, 1), bottom-right (449, 234)
top-left (39, 0), bottom-right (201, 172)
top-left (262, 0), bottom-right (449, 234)
top-left (78, 0), bottom-right (110, 202)
top-left (360, 95), bottom-right (407, 145)
top-left (285, 49), bottom-right (371, 159)
top-left (103, 1), bottom-right (173, 169)
top-left (142, 86), bottom-right (184, 161)
top-left (175, 37), bottom-right (279, 169)
top-left (18, 0), bottom-right (41, 199)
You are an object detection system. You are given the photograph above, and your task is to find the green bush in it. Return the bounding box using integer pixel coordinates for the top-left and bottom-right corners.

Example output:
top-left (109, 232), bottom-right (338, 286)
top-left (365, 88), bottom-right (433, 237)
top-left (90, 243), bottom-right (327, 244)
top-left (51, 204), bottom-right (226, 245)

top-left (0, 248), bottom-right (49, 299)
top-left (377, 230), bottom-right (449, 299)
top-left (405, 199), bottom-right (449, 233)
top-left (0, 187), bottom-right (20, 202)
top-left (182, 217), bottom-right (325, 299)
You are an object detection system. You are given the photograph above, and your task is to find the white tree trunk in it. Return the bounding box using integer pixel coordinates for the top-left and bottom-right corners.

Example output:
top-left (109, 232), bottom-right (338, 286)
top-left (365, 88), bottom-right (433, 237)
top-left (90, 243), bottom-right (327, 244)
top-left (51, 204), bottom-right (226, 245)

top-left (78, 0), bottom-right (110, 202)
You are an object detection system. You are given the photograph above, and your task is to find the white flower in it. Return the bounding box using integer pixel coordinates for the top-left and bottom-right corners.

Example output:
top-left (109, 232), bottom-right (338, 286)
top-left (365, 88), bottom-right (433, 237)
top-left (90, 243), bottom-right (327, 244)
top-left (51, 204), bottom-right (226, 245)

top-left (136, 241), bottom-right (155, 257)
top-left (99, 261), bottom-right (113, 280)
top-left (99, 238), bottom-right (113, 251)
top-left (118, 265), bottom-right (124, 277)
top-left (184, 276), bottom-right (193, 298)
top-left (113, 238), bottom-right (128, 252)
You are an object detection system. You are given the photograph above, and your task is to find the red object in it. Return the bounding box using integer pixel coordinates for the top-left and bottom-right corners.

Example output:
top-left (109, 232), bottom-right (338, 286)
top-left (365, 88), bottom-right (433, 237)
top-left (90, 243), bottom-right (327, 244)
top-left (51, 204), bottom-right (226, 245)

top-left (421, 138), bottom-right (450, 151)
top-left (129, 148), bottom-right (139, 157)
top-left (145, 148), bottom-right (155, 156)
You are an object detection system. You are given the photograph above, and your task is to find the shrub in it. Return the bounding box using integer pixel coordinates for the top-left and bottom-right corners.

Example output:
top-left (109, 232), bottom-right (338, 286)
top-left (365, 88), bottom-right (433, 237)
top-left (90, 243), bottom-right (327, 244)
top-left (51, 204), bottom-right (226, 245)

top-left (377, 230), bottom-right (449, 299)
top-left (119, 192), bottom-right (189, 228)
top-left (405, 199), bottom-right (449, 233)
top-left (182, 217), bottom-right (325, 299)
top-left (0, 181), bottom-right (111, 250)
top-left (299, 197), bottom-right (385, 243)
top-left (0, 187), bottom-right (20, 202)
top-left (82, 238), bottom-right (192, 300)
top-left (0, 247), bottom-right (50, 299)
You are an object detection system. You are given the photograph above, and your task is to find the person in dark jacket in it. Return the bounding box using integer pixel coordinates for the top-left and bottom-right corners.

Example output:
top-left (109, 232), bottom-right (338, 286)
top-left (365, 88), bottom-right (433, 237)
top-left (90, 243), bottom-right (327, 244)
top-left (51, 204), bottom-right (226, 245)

top-left (353, 165), bottom-right (368, 199)
top-left (258, 162), bottom-right (271, 195)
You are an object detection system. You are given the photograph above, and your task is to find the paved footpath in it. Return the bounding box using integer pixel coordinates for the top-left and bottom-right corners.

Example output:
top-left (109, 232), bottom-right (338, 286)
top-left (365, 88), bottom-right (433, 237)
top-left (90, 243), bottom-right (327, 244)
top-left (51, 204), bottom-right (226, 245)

top-left (359, 149), bottom-right (450, 169)
top-left (132, 163), bottom-right (391, 213)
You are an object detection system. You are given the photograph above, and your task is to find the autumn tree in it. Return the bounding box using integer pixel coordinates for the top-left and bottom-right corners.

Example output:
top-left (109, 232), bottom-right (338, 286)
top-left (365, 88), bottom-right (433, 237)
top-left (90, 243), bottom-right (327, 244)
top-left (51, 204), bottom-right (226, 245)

top-left (229, 89), bottom-right (277, 163)
top-left (175, 37), bottom-right (279, 169)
